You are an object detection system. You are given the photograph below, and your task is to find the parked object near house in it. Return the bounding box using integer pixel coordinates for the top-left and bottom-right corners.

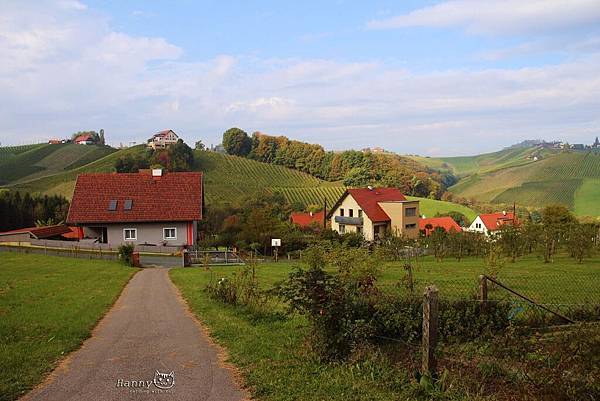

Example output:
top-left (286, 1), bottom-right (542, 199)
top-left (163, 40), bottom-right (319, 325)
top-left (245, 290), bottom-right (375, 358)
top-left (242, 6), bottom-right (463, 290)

top-left (147, 129), bottom-right (179, 150)
top-left (327, 187), bottom-right (419, 240)
top-left (290, 211), bottom-right (325, 228)
top-left (419, 217), bottom-right (461, 236)
top-left (468, 212), bottom-right (516, 236)
top-left (66, 170), bottom-right (204, 247)
top-left (0, 225), bottom-right (73, 242)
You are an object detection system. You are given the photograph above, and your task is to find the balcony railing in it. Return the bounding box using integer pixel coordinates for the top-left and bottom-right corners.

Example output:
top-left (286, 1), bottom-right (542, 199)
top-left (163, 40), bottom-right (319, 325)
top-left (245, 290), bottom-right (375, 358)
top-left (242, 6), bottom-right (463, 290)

top-left (334, 216), bottom-right (363, 225)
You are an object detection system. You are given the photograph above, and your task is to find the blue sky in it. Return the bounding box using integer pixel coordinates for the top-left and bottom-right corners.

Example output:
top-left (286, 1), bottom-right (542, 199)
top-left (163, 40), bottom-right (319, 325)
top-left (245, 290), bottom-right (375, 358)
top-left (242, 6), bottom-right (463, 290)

top-left (1, 0), bottom-right (600, 155)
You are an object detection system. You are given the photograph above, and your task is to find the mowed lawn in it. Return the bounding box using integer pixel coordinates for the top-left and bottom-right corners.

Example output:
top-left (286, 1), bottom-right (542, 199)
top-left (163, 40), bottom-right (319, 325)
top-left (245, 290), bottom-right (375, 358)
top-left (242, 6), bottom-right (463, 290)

top-left (0, 252), bottom-right (137, 401)
top-left (170, 253), bottom-right (600, 401)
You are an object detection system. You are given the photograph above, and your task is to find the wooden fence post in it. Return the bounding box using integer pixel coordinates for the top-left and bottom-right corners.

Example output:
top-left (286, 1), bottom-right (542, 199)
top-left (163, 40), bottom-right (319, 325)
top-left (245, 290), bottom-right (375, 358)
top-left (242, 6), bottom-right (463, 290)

top-left (479, 275), bottom-right (488, 306)
top-left (422, 285), bottom-right (439, 376)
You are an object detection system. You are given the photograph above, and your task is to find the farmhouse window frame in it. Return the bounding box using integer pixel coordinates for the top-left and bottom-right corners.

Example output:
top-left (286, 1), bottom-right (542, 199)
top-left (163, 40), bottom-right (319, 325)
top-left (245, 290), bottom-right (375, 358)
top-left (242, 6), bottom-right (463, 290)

top-left (163, 227), bottom-right (177, 240)
top-left (123, 228), bottom-right (137, 241)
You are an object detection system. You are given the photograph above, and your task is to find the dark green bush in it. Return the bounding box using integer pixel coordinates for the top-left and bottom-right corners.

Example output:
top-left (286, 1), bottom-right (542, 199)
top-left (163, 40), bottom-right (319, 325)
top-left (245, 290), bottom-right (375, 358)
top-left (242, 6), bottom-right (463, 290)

top-left (118, 244), bottom-right (135, 266)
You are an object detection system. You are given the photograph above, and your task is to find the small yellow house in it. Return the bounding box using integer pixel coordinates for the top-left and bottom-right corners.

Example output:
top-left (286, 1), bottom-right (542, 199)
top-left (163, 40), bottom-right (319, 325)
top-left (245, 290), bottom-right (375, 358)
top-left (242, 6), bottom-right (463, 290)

top-left (327, 187), bottom-right (419, 240)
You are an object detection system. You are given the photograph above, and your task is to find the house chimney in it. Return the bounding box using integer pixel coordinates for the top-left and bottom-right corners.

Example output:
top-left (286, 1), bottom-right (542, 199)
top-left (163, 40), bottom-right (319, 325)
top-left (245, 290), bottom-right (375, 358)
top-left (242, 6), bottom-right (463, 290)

top-left (152, 169), bottom-right (163, 179)
top-left (309, 211), bottom-right (313, 217)
top-left (502, 210), bottom-right (506, 215)
top-left (367, 185), bottom-right (373, 190)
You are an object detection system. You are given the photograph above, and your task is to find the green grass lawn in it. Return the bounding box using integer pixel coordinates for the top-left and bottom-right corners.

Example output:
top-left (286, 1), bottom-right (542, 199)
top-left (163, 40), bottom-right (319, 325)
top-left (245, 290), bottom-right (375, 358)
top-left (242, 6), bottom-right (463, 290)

top-left (0, 253), bottom-right (137, 401)
top-left (171, 253), bottom-right (600, 400)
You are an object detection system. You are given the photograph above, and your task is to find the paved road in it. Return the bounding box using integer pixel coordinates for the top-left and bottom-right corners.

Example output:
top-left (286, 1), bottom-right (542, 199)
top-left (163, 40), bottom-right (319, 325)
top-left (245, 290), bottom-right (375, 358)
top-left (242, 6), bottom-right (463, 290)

top-left (24, 268), bottom-right (248, 401)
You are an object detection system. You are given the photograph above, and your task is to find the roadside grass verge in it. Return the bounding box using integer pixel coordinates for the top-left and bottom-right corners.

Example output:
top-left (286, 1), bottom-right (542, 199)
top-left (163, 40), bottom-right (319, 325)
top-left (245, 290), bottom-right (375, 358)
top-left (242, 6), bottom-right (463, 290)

top-left (170, 268), bottom-right (415, 401)
top-left (0, 252), bottom-right (137, 401)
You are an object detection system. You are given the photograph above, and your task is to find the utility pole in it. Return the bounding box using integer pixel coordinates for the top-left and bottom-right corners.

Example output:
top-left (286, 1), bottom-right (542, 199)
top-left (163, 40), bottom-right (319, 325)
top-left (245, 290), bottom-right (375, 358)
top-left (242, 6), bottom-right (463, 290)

top-left (323, 197), bottom-right (327, 229)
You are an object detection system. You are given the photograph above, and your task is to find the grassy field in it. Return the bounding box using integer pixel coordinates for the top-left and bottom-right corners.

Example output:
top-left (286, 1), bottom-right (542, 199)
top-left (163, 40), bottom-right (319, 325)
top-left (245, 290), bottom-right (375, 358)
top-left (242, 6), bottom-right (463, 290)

top-left (0, 253), bottom-right (137, 401)
top-left (171, 253), bottom-right (600, 401)
top-left (406, 196), bottom-right (478, 222)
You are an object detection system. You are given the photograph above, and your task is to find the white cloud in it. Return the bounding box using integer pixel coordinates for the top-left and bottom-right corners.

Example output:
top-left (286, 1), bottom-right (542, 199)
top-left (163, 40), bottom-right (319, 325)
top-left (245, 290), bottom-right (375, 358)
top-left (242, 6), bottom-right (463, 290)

top-left (367, 0), bottom-right (600, 36)
top-left (1, 1), bottom-right (600, 155)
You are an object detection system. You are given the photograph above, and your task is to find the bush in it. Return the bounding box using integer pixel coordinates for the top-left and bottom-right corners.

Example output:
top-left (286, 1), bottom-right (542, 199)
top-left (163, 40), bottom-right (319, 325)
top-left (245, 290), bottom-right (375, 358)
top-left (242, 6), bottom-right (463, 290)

top-left (118, 244), bottom-right (135, 266)
top-left (275, 245), bottom-right (511, 361)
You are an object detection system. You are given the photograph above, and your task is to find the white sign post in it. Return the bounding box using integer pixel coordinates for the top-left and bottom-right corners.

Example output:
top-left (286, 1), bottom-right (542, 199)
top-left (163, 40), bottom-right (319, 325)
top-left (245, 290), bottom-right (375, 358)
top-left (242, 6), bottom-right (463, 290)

top-left (271, 238), bottom-right (281, 262)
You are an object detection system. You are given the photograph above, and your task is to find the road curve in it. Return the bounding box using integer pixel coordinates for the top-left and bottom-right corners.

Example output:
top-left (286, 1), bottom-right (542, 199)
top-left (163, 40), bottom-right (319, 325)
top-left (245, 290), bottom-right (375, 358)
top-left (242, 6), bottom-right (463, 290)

top-left (23, 268), bottom-right (248, 401)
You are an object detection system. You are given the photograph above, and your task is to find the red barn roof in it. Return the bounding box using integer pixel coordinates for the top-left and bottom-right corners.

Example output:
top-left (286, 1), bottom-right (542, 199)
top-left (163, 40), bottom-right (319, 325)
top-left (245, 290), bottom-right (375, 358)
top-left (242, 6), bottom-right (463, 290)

top-left (75, 134), bottom-right (92, 143)
top-left (0, 225), bottom-right (72, 239)
top-left (419, 217), bottom-right (461, 236)
top-left (67, 171), bottom-right (203, 224)
top-left (290, 211), bottom-right (325, 227)
top-left (479, 212), bottom-right (516, 231)
top-left (341, 188), bottom-right (407, 222)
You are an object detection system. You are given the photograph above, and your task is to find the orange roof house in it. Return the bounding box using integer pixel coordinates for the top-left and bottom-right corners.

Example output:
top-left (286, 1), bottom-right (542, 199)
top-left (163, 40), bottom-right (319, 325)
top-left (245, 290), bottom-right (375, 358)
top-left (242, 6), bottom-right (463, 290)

top-left (327, 187), bottom-right (420, 240)
top-left (419, 217), bottom-right (461, 236)
top-left (468, 212), bottom-right (517, 236)
top-left (290, 211), bottom-right (325, 228)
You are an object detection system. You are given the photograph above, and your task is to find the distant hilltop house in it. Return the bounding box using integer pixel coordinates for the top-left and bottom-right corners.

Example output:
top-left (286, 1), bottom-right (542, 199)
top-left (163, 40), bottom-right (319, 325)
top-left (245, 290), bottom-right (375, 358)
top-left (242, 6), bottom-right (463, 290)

top-left (75, 134), bottom-right (94, 145)
top-left (147, 130), bottom-right (179, 150)
top-left (467, 212), bottom-right (516, 236)
top-left (593, 137), bottom-right (600, 148)
top-left (419, 216), bottom-right (461, 236)
top-left (66, 169), bottom-right (204, 246)
top-left (48, 138), bottom-right (66, 144)
top-left (290, 210), bottom-right (325, 229)
top-left (327, 187), bottom-right (419, 240)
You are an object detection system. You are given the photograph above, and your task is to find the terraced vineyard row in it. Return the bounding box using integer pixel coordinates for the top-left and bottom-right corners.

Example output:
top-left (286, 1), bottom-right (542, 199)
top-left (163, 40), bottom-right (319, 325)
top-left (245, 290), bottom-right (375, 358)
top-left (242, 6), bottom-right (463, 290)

top-left (272, 186), bottom-right (346, 206)
top-left (0, 144), bottom-right (45, 162)
top-left (493, 179), bottom-right (581, 209)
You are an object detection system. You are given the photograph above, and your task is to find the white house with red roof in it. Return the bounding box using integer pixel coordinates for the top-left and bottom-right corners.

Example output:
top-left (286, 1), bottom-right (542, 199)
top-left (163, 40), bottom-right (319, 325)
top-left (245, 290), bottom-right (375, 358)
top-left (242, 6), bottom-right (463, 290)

top-left (66, 169), bottom-right (203, 246)
top-left (147, 129), bottom-right (179, 150)
top-left (467, 212), bottom-right (516, 236)
top-left (327, 187), bottom-right (420, 240)
top-left (74, 133), bottom-right (94, 145)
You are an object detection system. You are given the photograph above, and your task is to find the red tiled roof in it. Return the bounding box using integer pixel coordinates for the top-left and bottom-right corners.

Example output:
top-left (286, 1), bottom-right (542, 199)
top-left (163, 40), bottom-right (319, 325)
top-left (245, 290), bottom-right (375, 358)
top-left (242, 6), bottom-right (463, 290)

top-left (346, 188), bottom-right (407, 222)
top-left (419, 217), bottom-right (461, 236)
top-left (479, 212), bottom-right (516, 231)
top-left (290, 211), bottom-right (325, 227)
top-left (155, 130), bottom-right (176, 138)
top-left (75, 134), bottom-right (92, 142)
top-left (62, 226), bottom-right (82, 239)
top-left (0, 225), bottom-right (72, 238)
top-left (67, 171), bottom-right (203, 224)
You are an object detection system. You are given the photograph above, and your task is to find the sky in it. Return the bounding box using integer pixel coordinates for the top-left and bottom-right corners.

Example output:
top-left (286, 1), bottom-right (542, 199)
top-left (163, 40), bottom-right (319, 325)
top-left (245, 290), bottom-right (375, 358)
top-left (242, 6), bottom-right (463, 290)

top-left (1, 0), bottom-right (600, 156)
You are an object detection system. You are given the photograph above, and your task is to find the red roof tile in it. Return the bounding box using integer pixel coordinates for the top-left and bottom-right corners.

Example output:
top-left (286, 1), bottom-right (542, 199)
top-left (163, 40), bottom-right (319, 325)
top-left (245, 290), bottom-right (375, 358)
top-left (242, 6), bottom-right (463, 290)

top-left (75, 134), bottom-right (92, 142)
top-left (419, 217), bottom-right (461, 236)
top-left (290, 211), bottom-right (325, 227)
top-left (346, 188), bottom-right (407, 222)
top-left (0, 225), bottom-right (72, 238)
top-left (67, 172), bottom-right (203, 224)
top-left (479, 212), bottom-right (516, 231)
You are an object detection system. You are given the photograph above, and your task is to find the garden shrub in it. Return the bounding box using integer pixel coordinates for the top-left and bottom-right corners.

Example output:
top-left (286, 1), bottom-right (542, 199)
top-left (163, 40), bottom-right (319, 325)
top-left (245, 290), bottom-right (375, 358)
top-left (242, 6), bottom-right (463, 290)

top-left (118, 244), bottom-right (135, 266)
top-left (275, 245), bottom-right (511, 361)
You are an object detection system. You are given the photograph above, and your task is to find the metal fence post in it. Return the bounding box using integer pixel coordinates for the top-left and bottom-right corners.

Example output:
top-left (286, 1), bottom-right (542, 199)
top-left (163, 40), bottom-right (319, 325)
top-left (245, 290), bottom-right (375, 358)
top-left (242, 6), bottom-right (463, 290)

top-left (422, 285), bottom-right (439, 376)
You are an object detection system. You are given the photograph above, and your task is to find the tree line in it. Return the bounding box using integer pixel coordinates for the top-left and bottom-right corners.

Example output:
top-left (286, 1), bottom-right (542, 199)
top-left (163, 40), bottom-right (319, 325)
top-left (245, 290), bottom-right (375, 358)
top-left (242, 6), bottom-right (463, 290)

top-left (0, 191), bottom-right (70, 231)
top-left (221, 128), bottom-right (456, 199)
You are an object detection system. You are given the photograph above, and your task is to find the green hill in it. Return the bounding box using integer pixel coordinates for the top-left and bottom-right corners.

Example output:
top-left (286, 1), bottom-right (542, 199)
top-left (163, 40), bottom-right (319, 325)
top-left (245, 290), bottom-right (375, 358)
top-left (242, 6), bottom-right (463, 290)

top-left (410, 146), bottom-right (553, 177)
top-left (0, 143), bottom-right (115, 185)
top-left (448, 151), bottom-right (600, 215)
top-left (7, 147), bottom-right (478, 219)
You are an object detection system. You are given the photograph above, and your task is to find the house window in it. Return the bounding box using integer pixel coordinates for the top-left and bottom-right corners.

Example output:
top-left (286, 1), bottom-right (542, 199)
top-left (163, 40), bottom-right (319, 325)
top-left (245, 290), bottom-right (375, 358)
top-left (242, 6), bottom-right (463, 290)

top-left (475, 223), bottom-right (482, 229)
top-left (349, 209), bottom-right (354, 217)
top-left (339, 224), bottom-right (346, 234)
top-left (405, 207), bottom-right (417, 217)
top-left (340, 208), bottom-right (345, 217)
top-left (123, 228), bottom-right (137, 241)
top-left (405, 223), bottom-right (417, 229)
top-left (357, 226), bottom-right (363, 234)
top-left (163, 228), bottom-right (177, 240)
top-left (358, 210), bottom-right (363, 218)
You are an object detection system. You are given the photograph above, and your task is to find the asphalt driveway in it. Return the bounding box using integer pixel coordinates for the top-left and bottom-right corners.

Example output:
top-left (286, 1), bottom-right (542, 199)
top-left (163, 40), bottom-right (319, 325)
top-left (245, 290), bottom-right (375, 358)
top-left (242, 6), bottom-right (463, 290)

top-left (23, 268), bottom-right (248, 401)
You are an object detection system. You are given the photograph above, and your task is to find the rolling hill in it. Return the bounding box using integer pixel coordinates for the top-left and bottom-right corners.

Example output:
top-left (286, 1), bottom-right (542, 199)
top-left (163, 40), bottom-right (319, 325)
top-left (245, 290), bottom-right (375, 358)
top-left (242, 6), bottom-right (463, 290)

top-left (0, 143), bottom-right (116, 185)
top-left (3, 145), bottom-right (477, 220)
top-left (449, 151), bottom-right (600, 215)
